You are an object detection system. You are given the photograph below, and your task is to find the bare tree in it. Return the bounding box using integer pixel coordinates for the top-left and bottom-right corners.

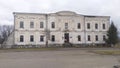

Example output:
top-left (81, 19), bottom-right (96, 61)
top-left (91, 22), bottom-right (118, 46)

top-left (0, 25), bottom-right (13, 44)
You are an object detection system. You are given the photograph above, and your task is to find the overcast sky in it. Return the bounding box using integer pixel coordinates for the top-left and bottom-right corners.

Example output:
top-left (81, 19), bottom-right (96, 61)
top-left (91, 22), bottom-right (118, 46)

top-left (0, 0), bottom-right (120, 29)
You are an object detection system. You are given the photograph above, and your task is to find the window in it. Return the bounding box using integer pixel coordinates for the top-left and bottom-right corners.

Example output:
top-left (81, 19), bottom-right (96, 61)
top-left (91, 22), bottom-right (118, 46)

top-left (30, 35), bottom-right (34, 42)
top-left (40, 35), bottom-right (44, 42)
top-left (88, 35), bottom-right (91, 41)
top-left (103, 35), bottom-right (106, 41)
top-left (95, 23), bottom-right (98, 29)
top-left (87, 23), bottom-right (90, 29)
top-left (51, 35), bottom-right (55, 42)
top-left (103, 24), bottom-right (105, 29)
top-left (95, 35), bottom-right (98, 41)
top-left (20, 35), bottom-right (24, 42)
top-left (40, 22), bottom-right (44, 28)
top-left (30, 22), bottom-right (34, 28)
top-left (65, 23), bottom-right (68, 29)
top-left (78, 23), bottom-right (81, 29)
top-left (20, 21), bottom-right (24, 28)
top-left (51, 22), bottom-right (55, 28)
top-left (78, 35), bottom-right (81, 41)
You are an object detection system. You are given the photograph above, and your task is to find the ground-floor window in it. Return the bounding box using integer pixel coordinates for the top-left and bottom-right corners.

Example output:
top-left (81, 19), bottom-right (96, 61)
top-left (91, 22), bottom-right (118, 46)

top-left (88, 35), bottom-right (91, 41)
top-left (51, 35), bottom-right (55, 42)
top-left (20, 35), bottom-right (24, 42)
top-left (78, 35), bottom-right (81, 41)
top-left (103, 35), bottom-right (106, 41)
top-left (40, 35), bottom-right (44, 42)
top-left (95, 35), bottom-right (98, 41)
top-left (30, 35), bottom-right (34, 42)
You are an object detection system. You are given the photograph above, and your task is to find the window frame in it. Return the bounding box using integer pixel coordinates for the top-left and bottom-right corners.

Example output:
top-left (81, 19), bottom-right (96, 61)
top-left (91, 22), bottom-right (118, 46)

top-left (103, 23), bottom-right (106, 29)
top-left (51, 35), bottom-right (55, 42)
top-left (78, 35), bottom-right (81, 41)
top-left (30, 21), bottom-right (34, 28)
top-left (95, 35), bottom-right (98, 41)
top-left (77, 23), bottom-right (81, 29)
top-left (87, 23), bottom-right (90, 29)
top-left (51, 22), bottom-right (55, 28)
top-left (65, 23), bottom-right (68, 29)
top-left (88, 35), bottom-right (91, 41)
top-left (95, 23), bottom-right (98, 29)
top-left (40, 22), bottom-right (44, 28)
top-left (20, 21), bottom-right (24, 28)
top-left (20, 35), bottom-right (24, 42)
top-left (30, 35), bottom-right (34, 42)
top-left (40, 35), bottom-right (44, 42)
top-left (103, 35), bottom-right (106, 41)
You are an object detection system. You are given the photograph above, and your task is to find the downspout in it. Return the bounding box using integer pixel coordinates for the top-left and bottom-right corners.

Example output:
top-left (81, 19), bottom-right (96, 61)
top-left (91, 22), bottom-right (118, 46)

top-left (84, 16), bottom-right (86, 46)
top-left (45, 14), bottom-right (48, 47)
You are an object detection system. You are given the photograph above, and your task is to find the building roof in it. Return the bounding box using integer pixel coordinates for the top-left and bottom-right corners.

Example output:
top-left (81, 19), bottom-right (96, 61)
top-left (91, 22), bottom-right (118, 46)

top-left (13, 11), bottom-right (110, 17)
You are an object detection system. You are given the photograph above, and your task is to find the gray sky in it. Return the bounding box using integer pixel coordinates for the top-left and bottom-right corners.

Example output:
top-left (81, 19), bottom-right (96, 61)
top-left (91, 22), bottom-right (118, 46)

top-left (0, 0), bottom-right (120, 29)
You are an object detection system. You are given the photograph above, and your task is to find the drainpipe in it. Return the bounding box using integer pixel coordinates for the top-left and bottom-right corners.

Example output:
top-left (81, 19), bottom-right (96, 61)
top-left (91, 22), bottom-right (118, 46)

top-left (84, 16), bottom-right (86, 46)
top-left (45, 14), bottom-right (48, 47)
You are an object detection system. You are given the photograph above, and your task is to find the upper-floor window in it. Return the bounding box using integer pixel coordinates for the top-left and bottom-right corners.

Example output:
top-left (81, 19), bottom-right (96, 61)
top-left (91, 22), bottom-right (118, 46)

top-left (20, 21), bottom-right (24, 28)
top-left (103, 35), bottom-right (106, 41)
top-left (87, 23), bottom-right (90, 29)
top-left (20, 35), bottom-right (24, 42)
top-left (40, 35), bottom-right (44, 42)
top-left (40, 22), bottom-right (44, 28)
top-left (95, 35), bottom-right (98, 41)
top-left (30, 35), bottom-right (34, 42)
top-left (51, 22), bottom-right (55, 28)
top-left (65, 23), bottom-right (68, 29)
top-left (95, 23), bottom-right (98, 29)
top-left (51, 35), bottom-right (55, 42)
top-left (88, 35), bottom-right (91, 41)
top-left (103, 24), bottom-right (106, 29)
top-left (30, 22), bottom-right (34, 28)
top-left (77, 23), bottom-right (81, 29)
top-left (78, 35), bottom-right (81, 41)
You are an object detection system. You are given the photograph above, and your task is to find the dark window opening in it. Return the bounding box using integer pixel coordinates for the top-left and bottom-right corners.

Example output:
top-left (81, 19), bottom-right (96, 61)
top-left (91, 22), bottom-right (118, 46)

top-left (51, 35), bottom-right (55, 42)
top-left (78, 23), bottom-right (81, 29)
top-left (103, 24), bottom-right (106, 29)
top-left (20, 35), bottom-right (24, 42)
top-left (30, 35), bottom-right (34, 42)
top-left (40, 35), bottom-right (44, 42)
top-left (103, 35), bottom-right (106, 41)
top-left (95, 23), bottom-right (98, 29)
top-left (78, 35), bottom-right (81, 41)
top-left (51, 22), bottom-right (55, 28)
top-left (87, 23), bottom-right (90, 29)
top-left (95, 35), bottom-right (98, 41)
top-left (88, 35), bottom-right (91, 41)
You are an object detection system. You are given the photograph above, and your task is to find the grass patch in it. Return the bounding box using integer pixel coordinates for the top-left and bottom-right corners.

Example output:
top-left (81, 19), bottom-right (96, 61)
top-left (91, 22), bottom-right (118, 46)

top-left (92, 50), bottom-right (120, 55)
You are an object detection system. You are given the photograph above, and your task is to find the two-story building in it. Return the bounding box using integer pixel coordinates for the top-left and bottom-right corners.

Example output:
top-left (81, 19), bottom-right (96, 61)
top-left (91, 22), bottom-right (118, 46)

top-left (13, 11), bottom-right (110, 47)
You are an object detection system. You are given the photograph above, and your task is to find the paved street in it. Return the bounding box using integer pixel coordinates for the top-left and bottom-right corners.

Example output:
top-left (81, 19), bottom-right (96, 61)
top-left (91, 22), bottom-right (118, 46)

top-left (0, 48), bottom-right (119, 68)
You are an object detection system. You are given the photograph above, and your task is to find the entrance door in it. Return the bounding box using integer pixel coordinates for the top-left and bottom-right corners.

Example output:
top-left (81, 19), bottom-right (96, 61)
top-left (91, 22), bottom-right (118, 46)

top-left (64, 33), bottom-right (69, 43)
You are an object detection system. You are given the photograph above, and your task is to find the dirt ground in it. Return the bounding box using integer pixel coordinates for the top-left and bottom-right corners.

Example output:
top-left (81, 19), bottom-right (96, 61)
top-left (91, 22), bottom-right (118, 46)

top-left (0, 48), bottom-right (120, 68)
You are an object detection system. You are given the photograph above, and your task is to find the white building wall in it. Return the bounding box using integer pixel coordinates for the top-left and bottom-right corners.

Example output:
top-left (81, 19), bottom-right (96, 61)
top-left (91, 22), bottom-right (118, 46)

top-left (13, 11), bottom-right (110, 47)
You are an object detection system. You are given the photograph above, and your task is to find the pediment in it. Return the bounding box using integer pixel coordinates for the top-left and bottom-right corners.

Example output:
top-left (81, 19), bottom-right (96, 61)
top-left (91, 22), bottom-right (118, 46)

top-left (56, 11), bottom-right (77, 15)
